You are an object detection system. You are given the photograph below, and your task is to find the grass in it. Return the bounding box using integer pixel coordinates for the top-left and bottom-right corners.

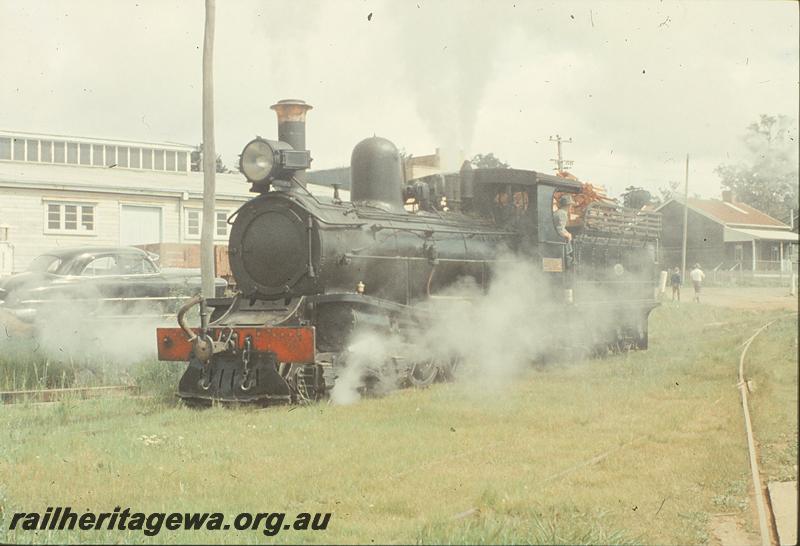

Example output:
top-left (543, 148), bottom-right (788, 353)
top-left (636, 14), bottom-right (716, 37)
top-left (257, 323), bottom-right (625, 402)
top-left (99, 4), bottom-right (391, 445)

top-left (0, 304), bottom-right (796, 544)
top-left (744, 315), bottom-right (798, 483)
top-left (0, 304), bottom-right (201, 392)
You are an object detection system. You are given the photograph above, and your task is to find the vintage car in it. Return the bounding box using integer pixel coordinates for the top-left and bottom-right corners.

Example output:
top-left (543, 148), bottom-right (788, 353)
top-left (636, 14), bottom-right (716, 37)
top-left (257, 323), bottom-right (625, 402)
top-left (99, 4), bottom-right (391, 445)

top-left (0, 246), bottom-right (227, 323)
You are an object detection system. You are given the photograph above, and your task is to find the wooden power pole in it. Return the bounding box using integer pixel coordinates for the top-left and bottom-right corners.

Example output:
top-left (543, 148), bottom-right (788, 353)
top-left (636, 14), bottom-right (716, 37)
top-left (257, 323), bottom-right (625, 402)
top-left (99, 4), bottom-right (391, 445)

top-left (680, 154), bottom-right (690, 282)
top-left (201, 0), bottom-right (216, 298)
top-left (549, 134), bottom-right (574, 173)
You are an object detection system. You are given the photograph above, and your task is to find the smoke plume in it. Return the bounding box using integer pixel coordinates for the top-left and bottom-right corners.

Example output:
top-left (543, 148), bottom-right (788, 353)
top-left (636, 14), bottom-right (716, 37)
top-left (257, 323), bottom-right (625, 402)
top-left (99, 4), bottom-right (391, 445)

top-left (390, 2), bottom-right (507, 170)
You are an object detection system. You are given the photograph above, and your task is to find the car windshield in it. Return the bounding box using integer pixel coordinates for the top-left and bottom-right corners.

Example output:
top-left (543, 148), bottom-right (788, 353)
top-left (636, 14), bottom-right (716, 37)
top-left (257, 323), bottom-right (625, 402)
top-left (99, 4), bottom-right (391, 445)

top-left (27, 255), bottom-right (64, 274)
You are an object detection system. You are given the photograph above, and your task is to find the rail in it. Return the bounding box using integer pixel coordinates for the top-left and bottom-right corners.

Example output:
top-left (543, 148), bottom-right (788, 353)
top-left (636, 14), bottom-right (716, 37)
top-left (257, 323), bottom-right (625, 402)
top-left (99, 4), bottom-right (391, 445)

top-left (737, 320), bottom-right (783, 546)
top-left (0, 385), bottom-right (138, 405)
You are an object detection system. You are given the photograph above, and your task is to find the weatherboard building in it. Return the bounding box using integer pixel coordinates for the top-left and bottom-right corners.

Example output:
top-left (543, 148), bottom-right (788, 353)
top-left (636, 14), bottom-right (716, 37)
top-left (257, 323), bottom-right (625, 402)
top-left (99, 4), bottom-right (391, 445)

top-left (656, 191), bottom-right (799, 273)
top-left (0, 130), bottom-right (343, 277)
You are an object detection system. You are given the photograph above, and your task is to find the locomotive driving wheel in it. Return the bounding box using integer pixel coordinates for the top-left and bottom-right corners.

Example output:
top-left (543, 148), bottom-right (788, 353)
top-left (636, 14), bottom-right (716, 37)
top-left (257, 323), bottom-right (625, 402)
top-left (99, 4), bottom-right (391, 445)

top-left (409, 359), bottom-right (439, 388)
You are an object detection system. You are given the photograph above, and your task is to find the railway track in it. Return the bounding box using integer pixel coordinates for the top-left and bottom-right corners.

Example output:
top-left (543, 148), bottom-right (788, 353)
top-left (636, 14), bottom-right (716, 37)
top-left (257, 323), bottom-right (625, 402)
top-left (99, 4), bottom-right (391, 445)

top-left (737, 314), bottom-right (795, 546)
top-left (0, 385), bottom-right (139, 405)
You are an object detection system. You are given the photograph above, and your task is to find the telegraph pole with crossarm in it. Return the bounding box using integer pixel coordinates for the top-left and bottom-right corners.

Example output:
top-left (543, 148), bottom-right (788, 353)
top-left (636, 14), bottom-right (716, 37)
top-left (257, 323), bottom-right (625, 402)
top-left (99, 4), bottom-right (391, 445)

top-left (549, 134), bottom-right (574, 173)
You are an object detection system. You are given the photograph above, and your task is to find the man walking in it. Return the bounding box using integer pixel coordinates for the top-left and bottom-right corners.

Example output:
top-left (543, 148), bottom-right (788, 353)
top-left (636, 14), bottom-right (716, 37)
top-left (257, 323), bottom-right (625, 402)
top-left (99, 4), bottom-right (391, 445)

top-left (690, 263), bottom-right (705, 303)
top-left (670, 267), bottom-right (682, 302)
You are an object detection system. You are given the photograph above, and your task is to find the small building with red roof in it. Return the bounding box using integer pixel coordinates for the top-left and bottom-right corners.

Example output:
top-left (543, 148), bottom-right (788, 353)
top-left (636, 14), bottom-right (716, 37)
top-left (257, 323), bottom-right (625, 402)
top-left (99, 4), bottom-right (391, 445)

top-left (655, 190), bottom-right (798, 272)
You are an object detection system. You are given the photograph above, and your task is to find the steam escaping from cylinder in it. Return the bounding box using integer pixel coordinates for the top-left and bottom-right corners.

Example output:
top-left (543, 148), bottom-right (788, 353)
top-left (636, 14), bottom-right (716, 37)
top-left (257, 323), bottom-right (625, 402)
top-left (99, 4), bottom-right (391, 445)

top-left (330, 332), bottom-right (405, 405)
top-left (328, 258), bottom-right (553, 404)
top-left (330, 254), bottom-right (649, 405)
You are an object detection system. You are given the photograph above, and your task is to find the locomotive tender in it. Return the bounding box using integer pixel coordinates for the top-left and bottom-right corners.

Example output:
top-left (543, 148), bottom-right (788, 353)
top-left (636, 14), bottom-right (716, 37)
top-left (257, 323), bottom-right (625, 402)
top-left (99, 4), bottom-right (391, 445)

top-left (156, 99), bottom-right (661, 405)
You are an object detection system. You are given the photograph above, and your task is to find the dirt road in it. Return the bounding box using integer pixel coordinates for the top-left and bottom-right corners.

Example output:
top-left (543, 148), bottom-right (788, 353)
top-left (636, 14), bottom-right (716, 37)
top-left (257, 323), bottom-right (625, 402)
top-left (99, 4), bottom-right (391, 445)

top-left (663, 286), bottom-right (798, 311)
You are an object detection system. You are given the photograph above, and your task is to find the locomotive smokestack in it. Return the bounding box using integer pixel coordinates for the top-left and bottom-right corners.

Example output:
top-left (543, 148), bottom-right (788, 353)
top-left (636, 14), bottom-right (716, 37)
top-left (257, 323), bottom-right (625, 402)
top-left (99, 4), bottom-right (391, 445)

top-left (271, 99), bottom-right (313, 185)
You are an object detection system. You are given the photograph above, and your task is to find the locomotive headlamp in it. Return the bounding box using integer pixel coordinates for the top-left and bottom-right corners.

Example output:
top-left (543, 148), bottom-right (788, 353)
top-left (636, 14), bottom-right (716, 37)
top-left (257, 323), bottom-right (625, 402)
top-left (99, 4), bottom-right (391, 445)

top-left (240, 138), bottom-right (277, 184)
top-left (239, 137), bottom-right (312, 186)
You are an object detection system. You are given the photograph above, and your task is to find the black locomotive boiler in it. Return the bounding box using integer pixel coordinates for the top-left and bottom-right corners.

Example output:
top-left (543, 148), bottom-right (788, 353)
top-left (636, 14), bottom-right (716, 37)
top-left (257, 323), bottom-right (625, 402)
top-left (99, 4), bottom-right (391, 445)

top-left (156, 99), bottom-right (662, 405)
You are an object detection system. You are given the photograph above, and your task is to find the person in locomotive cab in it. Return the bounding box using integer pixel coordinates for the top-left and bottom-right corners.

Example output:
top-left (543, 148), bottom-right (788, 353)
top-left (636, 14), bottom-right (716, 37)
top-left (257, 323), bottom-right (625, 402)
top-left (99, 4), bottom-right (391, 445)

top-left (554, 194), bottom-right (574, 261)
top-left (554, 194), bottom-right (573, 241)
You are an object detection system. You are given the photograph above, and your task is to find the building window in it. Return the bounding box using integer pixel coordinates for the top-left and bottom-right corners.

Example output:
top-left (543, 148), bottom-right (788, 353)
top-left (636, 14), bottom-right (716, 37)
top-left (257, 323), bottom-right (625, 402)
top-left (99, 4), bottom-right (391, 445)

top-left (130, 147), bottom-right (141, 168)
top-left (79, 143), bottom-right (91, 165)
top-left (27, 140), bottom-right (39, 162)
top-left (13, 138), bottom-right (25, 161)
top-left (45, 202), bottom-right (96, 234)
top-left (0, 137), bottom-right (10, 160)
top-left (47, 204), bottom-right (60, 230)
top-left (104, 145), bottom-right (116, 166)
top-left (154, 149), bottom-right (165, 170)
top-left (118, 146), bottom-right (129, 168)
top-left (67, 142), bottom-right (78, 164)
top-left (166, 150), bottom-right (176, 171)
top-left (186, 209), bottom-right (201, 237)
top-left (142, 148), bottom-right (153, 169)
top-left (185, 209), bottom-right (229, 239)
top-left (54, 141), bottom-right (65, 163)
top-left (41, 140), bottom-right (53, 162)
top-left (81, 206), bottom-right (94, 231)
top-left (64, 204), bottom-right (78, 230)
top-left (734, 244), bottom-right (743, 263)
top-left (216, 211), bottom-right (228, 237)
top-left (92, 144), bottom-right (104, 166)
top-left (177, 152), bottom-right (187, 172)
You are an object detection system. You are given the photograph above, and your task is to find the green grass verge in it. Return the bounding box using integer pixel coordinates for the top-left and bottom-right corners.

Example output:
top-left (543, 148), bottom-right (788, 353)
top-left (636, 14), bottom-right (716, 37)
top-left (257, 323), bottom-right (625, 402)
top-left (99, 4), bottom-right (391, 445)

top-left (744, 315), bottom-right (798, 483)
top-left (0, 304), bottom-right (796, 544)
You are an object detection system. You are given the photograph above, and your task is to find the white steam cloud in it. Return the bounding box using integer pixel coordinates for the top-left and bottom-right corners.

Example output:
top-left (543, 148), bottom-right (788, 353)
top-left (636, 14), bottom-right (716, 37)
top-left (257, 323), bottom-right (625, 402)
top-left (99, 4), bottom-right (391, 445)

top-left (1, 299), bottom-right (174, 388)
top-left (390, 2), bottom-right (508, 170)
top-left (330, 256), bottom-right (628, 404)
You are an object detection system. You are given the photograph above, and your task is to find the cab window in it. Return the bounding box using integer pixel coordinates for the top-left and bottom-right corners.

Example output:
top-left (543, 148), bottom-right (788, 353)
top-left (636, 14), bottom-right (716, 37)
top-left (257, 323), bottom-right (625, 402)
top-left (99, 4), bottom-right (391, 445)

top-left (537, 185), bottom-right (579, 243)
top-left (537, 185), bottom-right (562, 243)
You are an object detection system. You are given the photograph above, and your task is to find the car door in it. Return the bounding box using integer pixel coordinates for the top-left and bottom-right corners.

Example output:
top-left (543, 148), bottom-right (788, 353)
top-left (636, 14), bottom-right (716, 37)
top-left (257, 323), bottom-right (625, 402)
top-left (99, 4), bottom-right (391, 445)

top-left (77, 254), bottom-right (128, 317)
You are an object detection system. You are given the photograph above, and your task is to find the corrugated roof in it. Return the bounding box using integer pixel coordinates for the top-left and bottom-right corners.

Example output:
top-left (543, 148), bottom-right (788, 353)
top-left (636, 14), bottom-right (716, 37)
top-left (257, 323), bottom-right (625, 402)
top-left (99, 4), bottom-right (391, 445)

top-left (723, 227), bottom-right (799, 242)
top-left (0, 129), bottom-right (194, 151)
top-left (658, 197), bottom-right (789, 228)
top-left (0, 161), bottom-right (346, 200)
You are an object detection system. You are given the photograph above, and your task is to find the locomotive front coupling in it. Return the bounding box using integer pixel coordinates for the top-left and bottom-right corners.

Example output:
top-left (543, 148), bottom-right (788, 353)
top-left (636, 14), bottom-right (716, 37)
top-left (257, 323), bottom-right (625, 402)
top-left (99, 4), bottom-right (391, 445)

top-left (156, 296), bottom-right (317, 404)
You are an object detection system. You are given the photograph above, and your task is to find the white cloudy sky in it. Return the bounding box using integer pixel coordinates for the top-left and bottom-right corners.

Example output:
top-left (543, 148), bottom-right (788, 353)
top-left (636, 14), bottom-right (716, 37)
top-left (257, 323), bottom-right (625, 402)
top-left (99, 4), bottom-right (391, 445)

top-left (1, 0), bottom-right (797, 198)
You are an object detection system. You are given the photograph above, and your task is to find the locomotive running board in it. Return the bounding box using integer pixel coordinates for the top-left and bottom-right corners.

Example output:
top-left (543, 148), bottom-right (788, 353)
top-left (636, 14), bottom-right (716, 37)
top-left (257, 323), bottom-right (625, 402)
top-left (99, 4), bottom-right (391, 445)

top-left (156, 326), bottom-right (316, 363)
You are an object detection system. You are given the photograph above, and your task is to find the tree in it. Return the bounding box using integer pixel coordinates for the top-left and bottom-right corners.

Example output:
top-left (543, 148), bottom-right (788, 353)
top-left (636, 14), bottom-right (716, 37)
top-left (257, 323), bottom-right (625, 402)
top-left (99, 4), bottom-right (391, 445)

top-left (191, 145), bottom-right (231, 173)
top-left (650, 180), bottom-right (680, 206)
top-left (470, 153), bottom-right (510, 169)
top-left (715, 115), bottom-right (799, 223)
top-left (620, 186), bottom-right (652, 209)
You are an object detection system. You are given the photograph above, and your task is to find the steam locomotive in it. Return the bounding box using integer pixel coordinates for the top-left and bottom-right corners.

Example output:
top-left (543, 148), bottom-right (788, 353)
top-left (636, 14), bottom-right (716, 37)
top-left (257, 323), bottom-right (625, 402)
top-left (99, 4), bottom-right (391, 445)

top-left (156, 99), bottom-right (661, 405)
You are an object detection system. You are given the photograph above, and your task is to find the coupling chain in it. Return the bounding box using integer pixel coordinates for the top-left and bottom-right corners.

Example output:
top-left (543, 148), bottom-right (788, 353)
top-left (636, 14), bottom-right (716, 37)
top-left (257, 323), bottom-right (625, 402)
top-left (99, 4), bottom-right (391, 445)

top-left (240, 336), bottom-right (253, 391)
